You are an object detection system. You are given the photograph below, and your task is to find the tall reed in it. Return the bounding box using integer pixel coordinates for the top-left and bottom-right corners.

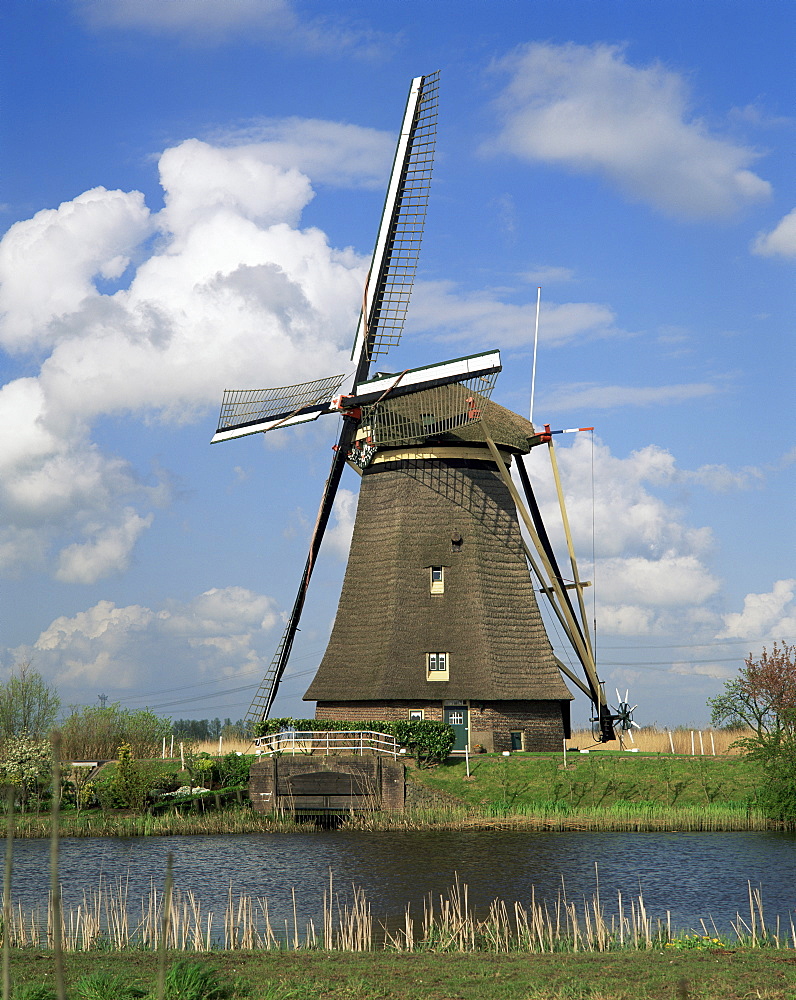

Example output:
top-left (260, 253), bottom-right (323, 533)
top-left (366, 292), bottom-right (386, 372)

top-left (2, 874), bottom-right (791, 954)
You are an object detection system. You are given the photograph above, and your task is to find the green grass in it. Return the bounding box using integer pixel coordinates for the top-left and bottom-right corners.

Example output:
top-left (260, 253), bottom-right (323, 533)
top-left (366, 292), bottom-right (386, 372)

top-left (410, 751), bottom-right (764, 811)
top-left (7, 949), bottom-right (796, 1000)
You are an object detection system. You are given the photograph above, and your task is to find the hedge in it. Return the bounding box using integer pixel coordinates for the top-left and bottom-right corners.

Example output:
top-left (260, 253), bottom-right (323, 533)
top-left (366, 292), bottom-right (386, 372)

top-left (253, 718), bottom-right (455, 769)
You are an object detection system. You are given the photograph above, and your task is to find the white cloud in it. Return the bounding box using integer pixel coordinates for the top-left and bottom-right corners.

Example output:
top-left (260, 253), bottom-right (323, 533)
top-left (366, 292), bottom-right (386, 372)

top-left (521, 266), bottom-right (575, 285)
top-left (26, 587), bottom-right (279, 696)
top-left (718, 579), bottom-right (796, 639)
top-left (408, 279), bottom-right (618, 347)
top-left (210, 120), bottom-right (395, 190)
top-left (0, 187), bottom-right (152, 352)
top-left (523, 436), bottom-right (723, 636)
top-left (74, 0), bottom-right (385, 55)
top-left (0, 128), bottom-right (369, 580)
top-left (669, 660), bottom-right (734, 680)
top-left (158, 140), bottom-right (314, 236)
top-left (488, 42), bottom-right (771, 218)
top-left (325, 488), bottom-right (357, 558)
top-left (55, 509), bottom-right (154, 584)
top-left (598, 554), bottom-right (720, 607)
top-left (543, 381), bottom-right (720, 412)
top-left (752, 208), bottom-right (796, 258)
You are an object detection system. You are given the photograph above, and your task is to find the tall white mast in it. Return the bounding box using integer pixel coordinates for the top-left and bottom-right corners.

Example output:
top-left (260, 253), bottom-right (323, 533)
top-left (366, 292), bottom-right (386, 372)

top-left (529, 286), bottom-right (541, 425)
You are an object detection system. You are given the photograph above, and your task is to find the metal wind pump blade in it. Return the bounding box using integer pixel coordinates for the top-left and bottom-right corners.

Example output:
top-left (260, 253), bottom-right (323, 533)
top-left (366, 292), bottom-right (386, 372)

top-left (609, 688), bottom-right (641, 747)
top-left (212, 72), bottom-right (441, 726)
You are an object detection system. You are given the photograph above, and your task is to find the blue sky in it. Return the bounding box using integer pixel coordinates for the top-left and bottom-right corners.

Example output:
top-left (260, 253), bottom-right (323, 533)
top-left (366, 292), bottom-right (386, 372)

top-left (1, 0), bottom-right (793, 729)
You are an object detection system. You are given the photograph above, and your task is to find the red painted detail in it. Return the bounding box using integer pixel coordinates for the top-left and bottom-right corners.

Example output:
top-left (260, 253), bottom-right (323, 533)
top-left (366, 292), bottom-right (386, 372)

top-left (465, 396), bottom-right (481, 419)
top-left (332, 395), bottom-right (361, 419)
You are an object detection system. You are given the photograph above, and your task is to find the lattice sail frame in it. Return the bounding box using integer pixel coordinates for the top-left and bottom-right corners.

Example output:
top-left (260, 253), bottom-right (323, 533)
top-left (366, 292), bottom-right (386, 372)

top-left (357, 71), bottom-right (440, 363)
top-left (216, 373), bottom-right (347, 434)
top-left (357, 373), bottom-right (499, 449)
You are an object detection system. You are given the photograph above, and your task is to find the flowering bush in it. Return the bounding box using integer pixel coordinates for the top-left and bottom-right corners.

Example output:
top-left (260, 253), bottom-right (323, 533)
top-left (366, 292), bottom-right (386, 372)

top-left (0, 733), bottom-right (52, 811)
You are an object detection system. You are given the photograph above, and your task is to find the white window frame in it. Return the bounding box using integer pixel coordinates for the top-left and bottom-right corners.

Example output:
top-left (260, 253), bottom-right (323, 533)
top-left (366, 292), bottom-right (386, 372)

top-left (427, 652), bottom-right (449, 681)
top-left (430, 566), bottom-right (444, 594)
top-left (408, 709), bottom-right (424, 721)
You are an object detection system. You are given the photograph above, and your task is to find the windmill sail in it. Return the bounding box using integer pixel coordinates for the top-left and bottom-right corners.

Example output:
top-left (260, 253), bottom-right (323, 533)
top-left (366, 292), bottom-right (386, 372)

top-left (350, 71), bottom-right (439, 372)
top-left (231, 72), bottom-right (441, 724)
top-left (212, 373), bottom-right (347, 443)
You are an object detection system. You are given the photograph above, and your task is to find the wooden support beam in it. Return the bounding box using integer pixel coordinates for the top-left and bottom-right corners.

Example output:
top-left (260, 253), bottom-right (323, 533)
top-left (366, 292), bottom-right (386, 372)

top-left (483, 434), bottom-right (602, 706)
top-left (547, 436), bottom-right (594, 661)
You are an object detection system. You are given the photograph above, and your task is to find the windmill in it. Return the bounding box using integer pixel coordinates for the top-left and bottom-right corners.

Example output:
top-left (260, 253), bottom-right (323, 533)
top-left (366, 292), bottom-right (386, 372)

top-left (212, 72), bottom-right (618, 750)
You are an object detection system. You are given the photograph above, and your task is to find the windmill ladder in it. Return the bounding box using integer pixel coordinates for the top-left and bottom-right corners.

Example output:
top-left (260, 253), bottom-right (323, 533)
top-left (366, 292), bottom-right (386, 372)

top-left (244, 623), bottom-right (291, 727)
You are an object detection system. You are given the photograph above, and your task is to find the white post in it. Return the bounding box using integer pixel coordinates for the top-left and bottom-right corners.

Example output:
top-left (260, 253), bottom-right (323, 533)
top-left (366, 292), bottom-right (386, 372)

top-left (690, 731), bottom-right (695, 756)
top-left (218, 735), bottom-right (223, 756)
top-left (162, 737), bottom-right (166, 760)
top-left (563, 738), bottom-right (567, 768)
top-left (668, 730), bottom-right (675, 754)
top-left (170, 735), bottom-right (174, 758)
top-left (529, 286), bottom-right (541, 425)
top-left (698, 731), bottom-right (704, 756)
top-left (710, 731), bottom-right (716, 756)
top-left (180, 742), bottom-right (185, 770)
top-left (465, 745), bottom-right (470, 778)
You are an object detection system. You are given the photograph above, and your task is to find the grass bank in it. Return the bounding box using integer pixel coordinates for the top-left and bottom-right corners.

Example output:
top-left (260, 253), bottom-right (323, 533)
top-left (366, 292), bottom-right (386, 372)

top-left (7, 949), bottom-right (796, 999)
top-left (3, 749), bottom-right (778, 835)
top-left (406, 750), bottom-right (767, 823)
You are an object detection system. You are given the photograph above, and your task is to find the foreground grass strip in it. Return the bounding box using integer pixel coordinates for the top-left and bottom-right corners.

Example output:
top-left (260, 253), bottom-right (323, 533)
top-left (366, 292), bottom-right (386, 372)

top-left (8, 950), bottom-right (796, 1000)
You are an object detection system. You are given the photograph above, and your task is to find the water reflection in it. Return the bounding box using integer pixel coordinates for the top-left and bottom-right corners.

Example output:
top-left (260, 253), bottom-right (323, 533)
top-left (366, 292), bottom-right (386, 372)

top-left (9, 830), bottom-right (796, 934)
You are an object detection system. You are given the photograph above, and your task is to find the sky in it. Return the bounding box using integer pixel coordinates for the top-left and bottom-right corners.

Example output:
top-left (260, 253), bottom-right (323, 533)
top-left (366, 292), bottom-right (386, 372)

top-left (0, 0), bottom-right (793, 731)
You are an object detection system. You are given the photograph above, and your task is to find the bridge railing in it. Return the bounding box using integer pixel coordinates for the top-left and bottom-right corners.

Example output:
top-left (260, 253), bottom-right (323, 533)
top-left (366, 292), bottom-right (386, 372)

top-left (253, 730), bottom-right (400, 759)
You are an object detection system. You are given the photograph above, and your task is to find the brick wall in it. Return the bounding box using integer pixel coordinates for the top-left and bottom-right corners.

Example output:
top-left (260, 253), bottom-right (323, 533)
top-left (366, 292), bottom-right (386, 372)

top-left (316, 700), bottom-right (566, 753)
top-left (315, 701), bottom-right (445, 723)
top-left (249, 755), bottom-right (404, 813)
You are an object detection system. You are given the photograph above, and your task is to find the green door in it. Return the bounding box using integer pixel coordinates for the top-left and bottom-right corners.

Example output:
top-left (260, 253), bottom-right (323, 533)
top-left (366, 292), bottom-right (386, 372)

top-left (443, 705), bottom-right (469, 752)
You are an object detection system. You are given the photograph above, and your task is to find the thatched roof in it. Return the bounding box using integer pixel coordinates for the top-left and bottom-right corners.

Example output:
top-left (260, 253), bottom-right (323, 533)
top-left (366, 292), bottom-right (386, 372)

top-left (305, 452), bottom-right (572, 704)
top-left (361, 384), bottom-right (538, 455)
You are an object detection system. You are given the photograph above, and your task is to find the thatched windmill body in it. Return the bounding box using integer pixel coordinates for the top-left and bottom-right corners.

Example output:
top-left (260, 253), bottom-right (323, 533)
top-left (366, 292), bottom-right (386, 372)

top-left (212, 73), bottom-right (617, 751)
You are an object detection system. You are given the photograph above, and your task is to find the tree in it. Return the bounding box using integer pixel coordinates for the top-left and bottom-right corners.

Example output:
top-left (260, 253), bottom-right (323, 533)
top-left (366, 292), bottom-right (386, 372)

top-left (0, 662), bottom-right (60, 739)
top-left (709, 643), bottom-right (796, 822)
top-left (708, 642), bottom-right (796, 743)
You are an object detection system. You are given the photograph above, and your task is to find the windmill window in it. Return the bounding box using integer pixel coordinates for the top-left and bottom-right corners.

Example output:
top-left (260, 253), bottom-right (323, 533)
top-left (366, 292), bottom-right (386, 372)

top-left (408, 709), bottom-right (424, 721)
top-left (451, 533), bottom-right (463, 552)
top-left (430, 566), bottom-right (444, 594)
top-left (427, 652), bottom-right (449, 681)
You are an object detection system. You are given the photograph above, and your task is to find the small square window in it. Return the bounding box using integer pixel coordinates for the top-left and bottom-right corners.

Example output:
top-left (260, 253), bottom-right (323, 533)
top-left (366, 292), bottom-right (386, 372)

top-left (408, 709), bottom-right (424, 721)
top-left (427, 652), bottom-right (449, 681)
top-left (430, 566), bottom-right (444, 594)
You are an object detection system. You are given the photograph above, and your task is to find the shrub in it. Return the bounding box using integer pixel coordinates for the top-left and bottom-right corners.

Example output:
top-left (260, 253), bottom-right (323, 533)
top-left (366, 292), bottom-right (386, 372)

top-left (217, 751), bottom-right (251, 788)
top-left (60, 704), bottom-right (171, 760)
top-left (393, 720), bottom-right (456, 768)
top-left (96, 743), bottom-right (161, 811)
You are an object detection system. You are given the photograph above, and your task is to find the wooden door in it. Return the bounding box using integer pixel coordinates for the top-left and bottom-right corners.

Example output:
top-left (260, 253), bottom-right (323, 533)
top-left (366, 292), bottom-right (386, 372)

top-left (443, 705), bottom-right (469, 752)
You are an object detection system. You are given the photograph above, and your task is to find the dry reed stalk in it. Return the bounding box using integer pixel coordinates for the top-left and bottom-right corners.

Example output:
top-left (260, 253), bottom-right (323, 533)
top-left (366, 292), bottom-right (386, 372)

top-left (1, 874), bottom-right (786, 955)
top-left (193, 739), bottom-right (254, 756)
top-left (156, 852), bottom-right (173, 1000)
top-left (569, 726), bottom-right (748, 755)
